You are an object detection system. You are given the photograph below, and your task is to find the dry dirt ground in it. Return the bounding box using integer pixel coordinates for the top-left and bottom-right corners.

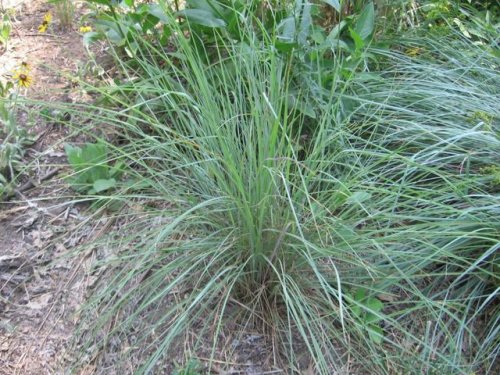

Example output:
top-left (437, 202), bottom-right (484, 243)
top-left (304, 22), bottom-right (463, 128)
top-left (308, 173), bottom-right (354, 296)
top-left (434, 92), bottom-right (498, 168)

top-left (0, 1), bottom-right (102, 373)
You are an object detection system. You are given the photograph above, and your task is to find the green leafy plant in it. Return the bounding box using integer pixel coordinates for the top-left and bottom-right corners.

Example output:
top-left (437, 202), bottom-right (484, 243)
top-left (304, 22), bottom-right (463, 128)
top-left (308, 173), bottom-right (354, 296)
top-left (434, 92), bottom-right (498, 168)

top-left (0, 139), bottom-right (26, 197)
top-left (0, 131), bottom-right (32, 198)
top-left (0, 11), bottom-right (12, 51)
top-left (83, 0), bottom-right (175, 55)
top-left (0, 80), bottom-right (13, 99)
top-left (419, 0), bottom-right (500, 46)
top-left (0, 81), bottom-right (33, 198)
top-left (80, 0), bottom-right (380, 127)
top-left (349, 288), bottom-right (385, 344)
top-left (64, 141), bottom-right (123, 194)
top-left (422, 0), bottom-right (455, 20)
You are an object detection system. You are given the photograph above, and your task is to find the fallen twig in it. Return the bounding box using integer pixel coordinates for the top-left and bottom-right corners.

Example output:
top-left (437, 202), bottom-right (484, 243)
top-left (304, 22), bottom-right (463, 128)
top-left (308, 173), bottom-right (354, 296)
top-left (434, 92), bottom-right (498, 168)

top-left (3, 168), bottom-right (60, 201)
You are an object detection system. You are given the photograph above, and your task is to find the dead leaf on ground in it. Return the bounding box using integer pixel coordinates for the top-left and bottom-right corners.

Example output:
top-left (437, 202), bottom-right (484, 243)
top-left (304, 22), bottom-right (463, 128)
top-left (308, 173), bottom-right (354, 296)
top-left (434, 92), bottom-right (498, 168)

top-left (11, 211), bottom-right (39, 229)
top-left (27, 293), bottom-right (52, 310)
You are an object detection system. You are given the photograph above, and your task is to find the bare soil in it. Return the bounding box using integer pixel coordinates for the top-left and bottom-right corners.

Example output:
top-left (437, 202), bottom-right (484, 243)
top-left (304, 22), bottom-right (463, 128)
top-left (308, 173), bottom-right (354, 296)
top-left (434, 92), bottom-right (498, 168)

top-left (1, 1), bottom-right (99, 373)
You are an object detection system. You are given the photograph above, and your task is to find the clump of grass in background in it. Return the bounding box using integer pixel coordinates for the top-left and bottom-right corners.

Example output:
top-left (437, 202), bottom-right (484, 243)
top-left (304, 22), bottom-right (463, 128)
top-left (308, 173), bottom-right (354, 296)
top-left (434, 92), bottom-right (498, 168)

top-left (56, 1), bottom-right (499, 374)
top-left (49, 0), bottom-right (74, 31)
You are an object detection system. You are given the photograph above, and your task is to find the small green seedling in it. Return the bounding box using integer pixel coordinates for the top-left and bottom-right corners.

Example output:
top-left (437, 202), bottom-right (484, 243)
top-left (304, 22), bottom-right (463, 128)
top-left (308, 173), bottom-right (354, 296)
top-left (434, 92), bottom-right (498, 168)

top-left (350, 288), bottom-right (385, 344)
top-left (65, 141), bottom-right (123, 194)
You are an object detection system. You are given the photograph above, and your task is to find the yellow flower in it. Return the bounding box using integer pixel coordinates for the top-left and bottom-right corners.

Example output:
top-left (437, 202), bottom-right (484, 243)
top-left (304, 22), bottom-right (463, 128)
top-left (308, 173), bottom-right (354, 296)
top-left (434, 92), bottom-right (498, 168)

top-left (13, 71), bottom-right (33, 88)
top-left (38, 12), bottom-right (52, 33)
top-left (79, 26), bottom-right (92, 33)
top-left (38, 23), bottom-right (48, 33)
top-left (43, 12), bottom-right (52, 23)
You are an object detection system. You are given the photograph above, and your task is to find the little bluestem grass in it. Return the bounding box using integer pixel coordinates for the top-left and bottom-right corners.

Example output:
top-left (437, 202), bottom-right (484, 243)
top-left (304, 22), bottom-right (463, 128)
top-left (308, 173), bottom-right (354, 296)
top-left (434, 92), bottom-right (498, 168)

top-left (55, 3), bottom-right (500, 373)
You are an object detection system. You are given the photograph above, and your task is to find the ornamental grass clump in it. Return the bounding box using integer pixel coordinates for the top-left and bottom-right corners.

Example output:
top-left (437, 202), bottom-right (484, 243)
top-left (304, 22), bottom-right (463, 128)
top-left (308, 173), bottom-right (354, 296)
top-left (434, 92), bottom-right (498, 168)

top-left (66, 4), bottom-right (499, 374)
